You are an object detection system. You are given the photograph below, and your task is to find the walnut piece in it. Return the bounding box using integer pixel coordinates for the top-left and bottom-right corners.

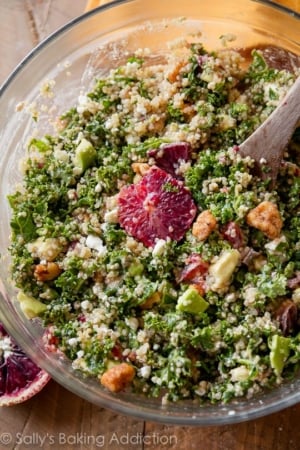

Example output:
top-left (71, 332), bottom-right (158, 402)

top-left (100, 363), bottom-right (136, 393)
top-left (192, 210), bottom-right (217, 241)
top-left (34, 262), bottom-right (61, 281)
top-left (246, 201), bottom-right (282, 239)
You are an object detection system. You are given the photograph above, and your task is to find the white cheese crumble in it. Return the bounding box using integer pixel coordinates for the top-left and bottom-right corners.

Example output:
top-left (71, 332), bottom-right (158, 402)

top-left (85, 235), bottom-right (107, 256)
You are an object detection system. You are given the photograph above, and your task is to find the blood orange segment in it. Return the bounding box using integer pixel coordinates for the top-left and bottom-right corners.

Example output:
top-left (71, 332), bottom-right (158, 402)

top-left (177, 253), bottom-right (209, 283)
top-left (221, 221), bottom-right (244, 249)
top-left (148, 142), bottom-right (191, 178)
top-left (176, 253), bottom-right (209, 295)
top-left (118, 166), bottom-right (197, 247)
top-left (0, 323), bottom-right (50, 406)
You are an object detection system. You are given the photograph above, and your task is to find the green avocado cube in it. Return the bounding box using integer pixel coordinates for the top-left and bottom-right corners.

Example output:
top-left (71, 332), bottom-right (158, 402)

top-left (74, 138), bottom-right (96, 172)
top-left (176, 286), bottom-right (209, 314)
top-left (269, 334), bottom-right (291, 376)
top-left (128, 261), bottom-right (144, 276)
top-left (17, 291), bottom-right (47, 319)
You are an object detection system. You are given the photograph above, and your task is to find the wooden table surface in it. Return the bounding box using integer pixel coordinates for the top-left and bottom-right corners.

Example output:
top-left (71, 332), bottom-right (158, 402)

top-left (1, 1), bottom-right (300, 449)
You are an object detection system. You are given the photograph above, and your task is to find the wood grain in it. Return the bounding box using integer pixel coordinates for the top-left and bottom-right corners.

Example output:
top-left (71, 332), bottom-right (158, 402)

top-left (2, 380), bottom-right (300, 449)
top-left (0, 0), bottom-right (86, 83)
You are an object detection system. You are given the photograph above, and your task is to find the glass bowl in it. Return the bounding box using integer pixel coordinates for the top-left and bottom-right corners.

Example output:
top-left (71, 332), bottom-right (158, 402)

top-left (0, 0), bottom-right (299, 425)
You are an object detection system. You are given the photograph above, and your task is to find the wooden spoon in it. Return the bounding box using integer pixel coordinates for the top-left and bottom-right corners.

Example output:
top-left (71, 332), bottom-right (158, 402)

top-left (239, 76), bottom-right (300, 184)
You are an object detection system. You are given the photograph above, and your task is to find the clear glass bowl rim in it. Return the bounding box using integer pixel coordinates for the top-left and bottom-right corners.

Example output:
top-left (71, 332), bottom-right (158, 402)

top-left (0, 0), bottom-right (300, 426)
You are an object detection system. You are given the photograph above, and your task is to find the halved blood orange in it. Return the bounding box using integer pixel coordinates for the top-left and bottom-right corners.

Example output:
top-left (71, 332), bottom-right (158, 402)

top-left (0, 323), bottom-right (50, 406)
top-left (118, 166), bottom-right (197, 247)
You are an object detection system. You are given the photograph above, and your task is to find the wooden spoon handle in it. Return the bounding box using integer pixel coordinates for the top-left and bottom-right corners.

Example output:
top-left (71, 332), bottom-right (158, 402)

top-left (239, 76), bottom-right (300, 183)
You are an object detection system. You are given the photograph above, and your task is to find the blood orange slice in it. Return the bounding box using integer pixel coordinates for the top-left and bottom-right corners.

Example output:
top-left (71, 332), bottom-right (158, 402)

top-left (118, 166), bottom-right (197, 247)
top-left (220, 221), bottom-right (244, 249)
top-left (177, 253), bottom-right (209, 283)
top-left (148, 142), bottom-right (191, 178)
top-left (0, 323), bottom-right (50, 406)
top-left (176, 253), bottom-right (209, 295)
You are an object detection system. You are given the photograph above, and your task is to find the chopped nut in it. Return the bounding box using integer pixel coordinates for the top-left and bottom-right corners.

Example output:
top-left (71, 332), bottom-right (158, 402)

top-left (34, 262), bottom-right (62, 281)
top-left (140, 292), bottom-right (161, 310)
top-left (100, 363), bottom-right (136, 392)
top-left (192, 210), bottom-right (217, 241)
top-left (131, 162), bottom-right (151, 176)
top-left (167, 61), bottom-right (185, 83)
top-left (246, 201), bottom-right (282, 239)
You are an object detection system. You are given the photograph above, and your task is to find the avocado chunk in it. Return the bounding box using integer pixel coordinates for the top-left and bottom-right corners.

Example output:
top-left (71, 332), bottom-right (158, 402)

top-left (74, 138), bottom-right (97, 172)
top-left (176, 286), bottom-right (209, 314)
top-left (269, 334), bottom-right (291, 376)
top-left (17, 291), bottom-right (47, 319)
top-left (128, 260), bottom-right (144, 277)
top-left (209, 249), bottom-right (240, 291)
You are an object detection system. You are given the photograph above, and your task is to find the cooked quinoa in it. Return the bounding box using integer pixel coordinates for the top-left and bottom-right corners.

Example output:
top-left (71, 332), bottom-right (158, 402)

top-left (8, 40), bottom-right (300, 404)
